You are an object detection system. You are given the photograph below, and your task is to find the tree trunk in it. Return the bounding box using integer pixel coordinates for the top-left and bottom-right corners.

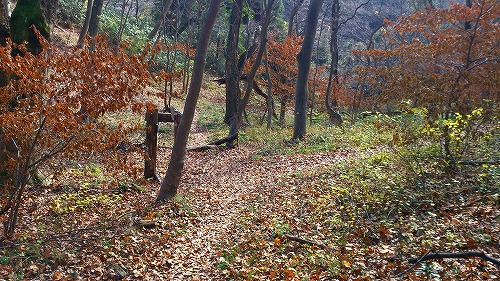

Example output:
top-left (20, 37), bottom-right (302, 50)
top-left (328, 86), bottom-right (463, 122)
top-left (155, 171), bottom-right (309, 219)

top-left (309, 14), bottom-right (325, 126)
top-left (293, 0), bottom-right (324, 140)
top-left (232, 0), bottom-right (275, 136)
top-left (135, 0), bottom-right (139, 19)
top-left (148, 0), bottom-right (174, 40)
top-left (324, 0), bottom-right (342, 125)
top-left (156, 0), bottom-right (223, 202)
top-left (0, 0), bottom-right (8, 47)
top-left (223, 0), bottom-right (243, 132)
top-left (280, 96), bottom-right (287, 126)
top-left (77, 0), bottom-right (93, 48)
top-left (9, 0), bottom-right (50, 54)
top-left (0, 1), bottom-right (8, 178)
top-left (182, 17), bottom-right (192, 95)
top-left (264, 46), bottom-right (273, 129)
top-left (88, 0), bottom-right (104, 38)
top-left (40, 0), bottom-right (58, 28)
top-left (287, 0), bottom-right (305, 36)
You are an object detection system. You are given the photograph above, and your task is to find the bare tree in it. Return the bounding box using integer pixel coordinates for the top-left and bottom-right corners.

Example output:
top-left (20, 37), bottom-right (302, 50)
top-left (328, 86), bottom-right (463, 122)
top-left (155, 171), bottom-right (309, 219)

top-left (148, 0), bottom-right (174, 40)
top-left (223, 0), bottom-right (243, 141)
top-left (293, 0), bottom-right (325, 140)
top-left (77, 0), bottom-right (93, 48)
top-left (116, 0), bottom-right (134, 49)
top-left (0, 0), bottom-right (8, 46)
top-left (156, 0), bottom-right (223, 201)
top-left (231, 0), bottom-right (275, 137)
top-left (287, 0), bottom-right (305, 36)
top-left (325, 0), bottom-right (341, 124)
top-left (309, 13), bottom-right (326, 125)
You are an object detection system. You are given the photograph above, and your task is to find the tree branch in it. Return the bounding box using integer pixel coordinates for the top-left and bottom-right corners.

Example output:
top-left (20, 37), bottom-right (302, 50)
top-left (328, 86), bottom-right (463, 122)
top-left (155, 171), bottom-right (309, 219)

top-left (28, 135), bottom-right (75, 169)
top-left (338, 0), bottom-right (371, 29)
top-left (284, 234), bottom-right (330, 250)
top-left (396, 250), bottom-right (431, 278)
top-left (455, 160), bottom-right (500, 166)
top-left (408, 251), bottom-right (500, 267)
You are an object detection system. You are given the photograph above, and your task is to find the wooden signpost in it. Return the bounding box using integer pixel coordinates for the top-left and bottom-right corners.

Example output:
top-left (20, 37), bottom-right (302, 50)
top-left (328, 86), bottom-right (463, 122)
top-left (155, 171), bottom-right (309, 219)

top-left (144, 107), bottom-right (181, 180)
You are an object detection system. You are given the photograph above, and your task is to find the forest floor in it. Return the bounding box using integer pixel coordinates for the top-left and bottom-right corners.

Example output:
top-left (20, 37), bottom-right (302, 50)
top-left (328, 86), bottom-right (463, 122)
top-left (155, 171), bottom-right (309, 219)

top-left (1, 69), bottom-right (499, 280)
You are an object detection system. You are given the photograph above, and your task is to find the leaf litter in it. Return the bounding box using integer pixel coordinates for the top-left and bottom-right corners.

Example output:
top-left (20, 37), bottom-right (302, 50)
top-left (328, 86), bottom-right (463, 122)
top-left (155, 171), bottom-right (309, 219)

top-left (1, 100), bottom-right (498, 280)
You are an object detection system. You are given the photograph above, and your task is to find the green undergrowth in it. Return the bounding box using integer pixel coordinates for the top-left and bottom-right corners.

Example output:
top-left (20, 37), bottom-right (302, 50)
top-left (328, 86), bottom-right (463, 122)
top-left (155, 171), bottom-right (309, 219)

top-left (216, 113), bottom-right (499, 279)
top-left (218, 152), bottom-right (499, 279)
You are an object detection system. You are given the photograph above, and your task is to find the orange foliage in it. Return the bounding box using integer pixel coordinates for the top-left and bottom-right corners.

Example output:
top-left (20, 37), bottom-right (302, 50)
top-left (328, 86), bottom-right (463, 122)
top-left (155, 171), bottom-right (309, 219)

top-left (0, 31), bottom-right (159, 236)
top-left (307, 65), bottom-right (328, 111)
top-left (245, 35), bottom-right (329, 119)
top-left (168, 42), bottom-right (196, 57)
top-left (357, 0), bottom-right (499, 116)
top-left (329, 74), bottom-right (361, 112)
top-left (245, 35), bottom-right (302, 113)
top-left (263, 35), bottom-right (303, 101)
top-left (0, 35), bottom-right (152, 158)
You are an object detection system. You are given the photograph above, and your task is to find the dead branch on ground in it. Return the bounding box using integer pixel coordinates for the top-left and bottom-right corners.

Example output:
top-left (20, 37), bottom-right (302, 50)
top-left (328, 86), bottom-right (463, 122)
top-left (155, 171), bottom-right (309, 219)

top-left (408, 251), bottom-right (500, 266)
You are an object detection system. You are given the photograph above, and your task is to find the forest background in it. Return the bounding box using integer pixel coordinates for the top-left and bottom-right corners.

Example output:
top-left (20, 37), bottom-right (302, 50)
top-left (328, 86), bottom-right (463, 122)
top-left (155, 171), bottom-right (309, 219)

top-left (0, 0), bottom-right (498, 279)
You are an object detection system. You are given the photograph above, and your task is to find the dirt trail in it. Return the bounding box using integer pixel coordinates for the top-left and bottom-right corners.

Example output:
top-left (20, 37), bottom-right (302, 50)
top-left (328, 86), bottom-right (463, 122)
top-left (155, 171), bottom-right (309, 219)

top-left (156, 139), bottom-right (340, 279)
top-left (151, 86), bottom-right (342, 279)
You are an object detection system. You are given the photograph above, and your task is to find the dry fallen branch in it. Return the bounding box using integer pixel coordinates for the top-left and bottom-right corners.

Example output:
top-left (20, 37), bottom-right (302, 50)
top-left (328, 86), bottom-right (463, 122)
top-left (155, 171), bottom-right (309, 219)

top-left (396, 250), bottom-right (432, 278)
top-left (284, 234), bottom-right (332, 251)
top-left (187, 144), bottom-right (220, 152)
top-left (408, 251), bottom-right (500, 267)
top-left (456, 160), bottom-right (500, 166)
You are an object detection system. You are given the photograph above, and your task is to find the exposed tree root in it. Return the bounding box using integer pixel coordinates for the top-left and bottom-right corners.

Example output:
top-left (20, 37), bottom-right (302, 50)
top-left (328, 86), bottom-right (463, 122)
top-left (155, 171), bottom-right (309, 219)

top-left (187, 133), bottom-right (238, 152)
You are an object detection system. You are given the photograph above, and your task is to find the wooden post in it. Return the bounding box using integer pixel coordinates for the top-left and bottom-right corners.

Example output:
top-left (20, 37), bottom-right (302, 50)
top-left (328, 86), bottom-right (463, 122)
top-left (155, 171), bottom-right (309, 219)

top-left (172, 108), bottom-right (180, 137)
top-left (144, 106), bottom-right (182, 179)
top-left (144, 108), bottom-right (159, 180)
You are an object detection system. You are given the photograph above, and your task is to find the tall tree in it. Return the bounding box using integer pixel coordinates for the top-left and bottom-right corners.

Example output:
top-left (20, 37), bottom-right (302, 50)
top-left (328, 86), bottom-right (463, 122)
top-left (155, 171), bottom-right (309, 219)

top-left (156, 0), bottom-right (223, 201)
top-left (292, 0), bottom-right (324, 140)
top-left (77, 0), bottom-right (93, 48)
top-left (325, 0), bottom-right (371, 125)
top-left (0, 0), bottom-right (8, 45)
top-left (264, 46), bottom-right (273, 129)
top-left (324, 0), bottom-right (342, 125)
top-left (231, 0), bottom-right (275, 137)
top-left (88, 0), bottom-right (104, 39)
top-left (148, 0), bottom-right (174, 40)
top-left (223, 0), bottom-right (243, 134)
top-left (287, 0), bottom-right (305, 36)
